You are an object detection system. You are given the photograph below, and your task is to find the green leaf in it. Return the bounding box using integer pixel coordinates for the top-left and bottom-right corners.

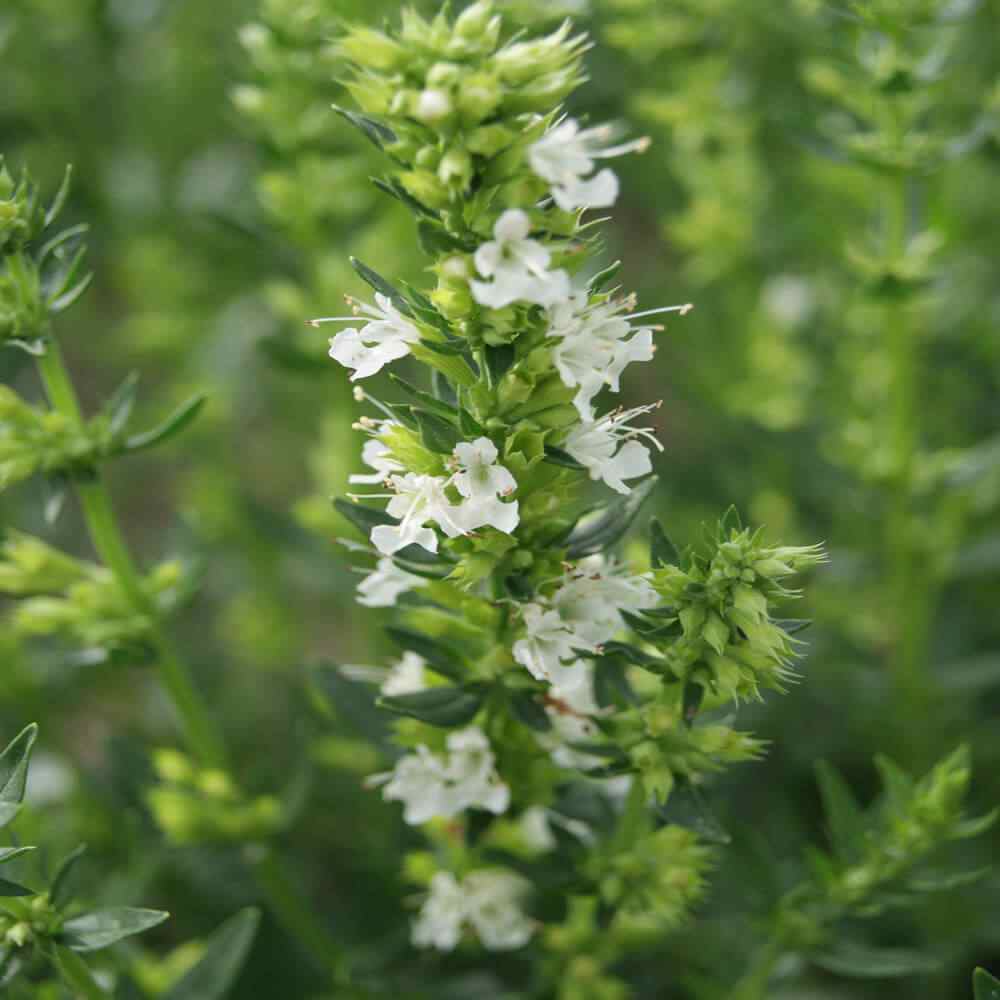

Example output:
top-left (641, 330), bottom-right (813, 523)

top-left (332, 105), bottom-right (396, 150)
top-left (378, 686), bottom-right (484, 727)
top-left (509, 691), bottom-right (551, 732)
top-left (334, 497), bottom-right (397, 537)
top-left (588, 260), bottom-right (622, 293)
top-left (481, 344), bottom-right (516, 385)
top-left (50, 843), bottom-right (87, 909)
top-left (162, 908), bottom-right (260, 1000)
top-left (45, 164), bottom-right (74, 228)
top-left (52, 946), bottom-right (108, 1000)
top-left (349, 257), bottom-right (410, 315)
top-left (544, 445), bottom-right (585, 470)
top-left (388, 374), bottom-right (458, 421)
top-left (974, 968), bottom-right (1000, 1000)
top-left (811, 941), bottom-right (940, 979)
top-left (0, 878), bottom-right (35, 897)
top-left (0, 803), bottom-right (20, 829)
top-left (412, 408), bottom-right (461, 454)
top-left (124, 394), bottom-right (207, 452)
top-left (566, 477), bottom-right (658, 558)
top-left (0, 846), bottom-right (34, 866)
top-left (0, 724), bottom-right (38, 809)
top-left (815, 760), bottom-right (865, 862)
top-left (101, 372), bottom-right (140, 438)
top-left (458, 407), bottom-right (486, 439)
top-left (682, 679), bottom-right (704, 725)
top-left (385, 626), bottom-right (464, 681)
top-left (371, 176), bottom-right (439, 221)
top-left (650, 517), bottom-right (680, 567)
top-left (60, 907), bottom-right (169, 952)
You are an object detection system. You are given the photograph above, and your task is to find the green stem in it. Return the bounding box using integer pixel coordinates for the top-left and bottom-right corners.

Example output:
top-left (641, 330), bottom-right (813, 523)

top-left (37, 334), bottom-right (347, 982)
top-left (253, 847), bottom-right (348, 984)
top-left (51, 945), bottom-right (109, 999)
top-left (36, 338), bottom-right (225, 767)
top-left (882, 170), bottom-right (931, 760)
top-left (730, 935), bottom-right (786, 1000)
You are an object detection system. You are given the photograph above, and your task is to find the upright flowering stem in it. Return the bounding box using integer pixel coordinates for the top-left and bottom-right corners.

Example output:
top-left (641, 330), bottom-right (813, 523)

top-left (308, 4), bottom-right (825, 990)
top-left (35, 335), bottom-right (227, 770)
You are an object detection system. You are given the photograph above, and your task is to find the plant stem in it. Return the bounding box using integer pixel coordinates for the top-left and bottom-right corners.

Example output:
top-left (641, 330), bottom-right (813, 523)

top-left (882, 168), bottom-right (931, 761)
top-left (36, 334), bottom-right (347, 979)
top-left (253, 846), bottom-right (349, 984)
top-left (36, 337), bottom-right (225, 767)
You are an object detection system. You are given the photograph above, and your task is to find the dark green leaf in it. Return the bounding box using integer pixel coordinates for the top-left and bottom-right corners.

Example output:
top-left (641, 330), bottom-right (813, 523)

top-left (50, 843), bottom-right (87, 910)
top-left (812, 941), bottom-right (940, 979)
top-left (162, 908), bottom-right (260, 1000)
top-left (815, 761), bottom-right (865, 862)
top-left (774, 617), bottom-right (813, 635)
top-left (385, 627), bottom-right (464, 681)
top-left (509, 691), bottom-right (551, 732)
top-left (334, 497), bottom-right (397, 537)
top-left (650, 518), bottom-right (680, 567)
top-left (544, 446), bottom-right (585, 470)
top-left (482, 344), bottom-right (515, 385)
top-left (371, 177), bottom-right (439, 221)
top-left (378, 686), bottom-right (484, 727)
top-left (332, 106), bottom-right (396, 150)
top-left (60, 907), bottom-right (169, 952)
top-left (124, 394), bottom-right (207, 452)
top-left (594, 659), bottom-right (637, 708)
top-left (0, 878), bottom-right (34, 897)
top-left (388, 374), bottom-right (458, 421)
top-left (413, 408), bottom-right (461, 454)
top-left (0, 804), bottom-right (20, 829)
top-left (458, 407), bottom-right (486, 439)
top-left (349, 257), bottom-right (411, 315)
top-left (682, 679), bottom-right (704, 725)
top-left (974, 968), bottom-right (1000, 1000)
top-left (566, 477), bottom-right (658, 558)
top-left (0, 723), bottom-right (38, 809)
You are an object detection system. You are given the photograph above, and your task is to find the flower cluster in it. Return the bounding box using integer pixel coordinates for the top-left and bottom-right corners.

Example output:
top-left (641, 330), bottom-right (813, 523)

top-left (319, 2), bottom-right (824, 976)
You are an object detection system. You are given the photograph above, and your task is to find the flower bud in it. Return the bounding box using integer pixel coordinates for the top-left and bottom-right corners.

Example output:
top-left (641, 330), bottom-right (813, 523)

top-left (414, 89), bottom-right (453, 124)
top-left (453, 1), bottom-right (494, 39)
top-left (338, 27), bottom-right (406, 71)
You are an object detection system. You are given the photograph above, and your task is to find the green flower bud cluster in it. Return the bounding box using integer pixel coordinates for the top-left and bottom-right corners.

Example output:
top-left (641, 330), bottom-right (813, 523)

top-left (147, 749), bottom-right (282, 845)
top-left (336, 4), bottom-right (585, 227)
top-left (0, 535), bottom-right (186, 654)
top-left (645, 524), bottom-right (827, 700)
top-left (0, 386), bottom-right (116, 488)
top-left (590, 823), bottom-right (713, 938)
top-left (825, 745), bottom-right (995, 910)
top-left (0, 158), bottom-right (47, 254)
top-left (0, 161), bottom-right (89, 352)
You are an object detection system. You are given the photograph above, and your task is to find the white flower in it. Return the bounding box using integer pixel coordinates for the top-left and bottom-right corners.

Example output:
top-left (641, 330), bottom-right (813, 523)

top-left (529, 118), bottom-right (648, 212)
top-left (470, 210), bottom-right (570, 309)
top-left (512, 603), bottom-right (579, 683)
top-left (376, 726), bottom-right (509, 825)
top-left (551, 563), bottom-right (658, 648)
top-left (315, 293), bottom-right (421, 381)
top-left (370, 473), bottom-right (464, 556)
top-left (415, 89), bottom-right (452, 122)
top-left (349, 437), bottom-right (404, 485)
top-left (450, 437), bottom-right (520, 535)
top-left (412, 869), bottom-right (534, 952)
top-left (562, 403), bottom-right (663, 494)
top-left (463, 870), bottom-right (534, 950)
top-left (412, 872), bottom-right (466, 950)
top-left (379, 652), bottom-right (427, 695)
top-left (356, 557), bottom-right (422, 607)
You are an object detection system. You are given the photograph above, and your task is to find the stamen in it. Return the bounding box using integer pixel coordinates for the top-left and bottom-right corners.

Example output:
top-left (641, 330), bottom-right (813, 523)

top-left (626, 304), bottom-right (694, 321)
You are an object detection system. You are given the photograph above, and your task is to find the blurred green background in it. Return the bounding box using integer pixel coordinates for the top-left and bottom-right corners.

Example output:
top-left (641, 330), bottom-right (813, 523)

top-left (1, 0), bottom-right (999, 996)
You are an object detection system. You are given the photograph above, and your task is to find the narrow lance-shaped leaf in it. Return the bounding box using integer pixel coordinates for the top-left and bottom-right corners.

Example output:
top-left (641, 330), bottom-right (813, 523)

top-left (974, 968), bottom-right (1000, 1000)
top-left (50, 843), bottom-right (87, 910)
top-left (124, 393), bottom-right (207, 453)
top-left (60, 907), bottom-right (169, 952)
top-left (815, 760), bottom-right (865, 862)
top-left (0, 723), bottom-right (38, 809)
top-left (378, 686), bottom-right (485, 727)
top-left (566, 477), bottom-right (658, 558)
top-left (162, 908), bottom-right (261, 1000)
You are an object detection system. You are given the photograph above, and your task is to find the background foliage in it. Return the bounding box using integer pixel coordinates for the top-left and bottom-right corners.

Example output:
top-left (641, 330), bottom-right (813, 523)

top-left (0, 0), bottom-right (998, 996)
